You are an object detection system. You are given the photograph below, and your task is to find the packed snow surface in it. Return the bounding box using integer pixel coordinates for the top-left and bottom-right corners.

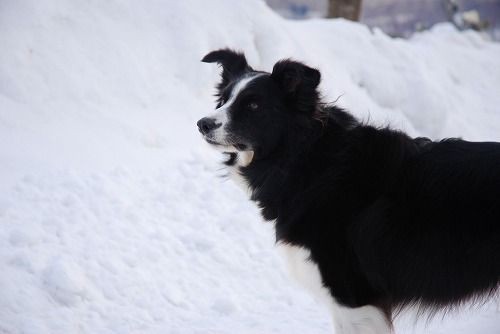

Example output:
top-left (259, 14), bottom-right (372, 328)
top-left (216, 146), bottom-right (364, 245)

top-left (1, 0), bottom-right (499, 333)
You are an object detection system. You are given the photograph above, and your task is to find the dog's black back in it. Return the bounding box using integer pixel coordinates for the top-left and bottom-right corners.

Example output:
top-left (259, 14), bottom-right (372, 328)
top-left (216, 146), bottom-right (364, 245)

top-left (240, 104), bottom-right (500, 313)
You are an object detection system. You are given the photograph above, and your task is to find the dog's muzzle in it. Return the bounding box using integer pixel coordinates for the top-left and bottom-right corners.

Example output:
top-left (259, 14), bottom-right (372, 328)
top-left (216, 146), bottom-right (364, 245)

top-left (197, 117), bottom-right (221, 136)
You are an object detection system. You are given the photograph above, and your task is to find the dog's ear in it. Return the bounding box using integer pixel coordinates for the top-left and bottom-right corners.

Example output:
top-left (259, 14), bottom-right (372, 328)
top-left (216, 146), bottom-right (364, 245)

top-left (271, 59), bottom-right (321, 115)
top-left (271, 59), bottom-right (320, 94)
top-left (202, 49), bottom-right (252, 89)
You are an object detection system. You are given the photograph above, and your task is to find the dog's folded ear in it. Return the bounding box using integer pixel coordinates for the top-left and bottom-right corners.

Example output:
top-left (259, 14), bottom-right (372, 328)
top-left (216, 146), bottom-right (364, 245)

top-left (202, 49), bottom-right (253, 88)
top-left (271, 59), bottom-right (321, 114)
top-left (271, 59), bottom-right (320, 94)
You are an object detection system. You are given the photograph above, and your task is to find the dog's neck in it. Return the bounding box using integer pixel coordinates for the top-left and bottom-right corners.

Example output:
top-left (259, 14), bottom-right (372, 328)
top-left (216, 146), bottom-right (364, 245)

top-left (226, 111), bottom-right (356, 224)
top-left (224, 151), bottom-right (255, 198)
top-left (226, 107), bottom-right (356, 222)
top-left (229, 130), bottom-right (321, 221)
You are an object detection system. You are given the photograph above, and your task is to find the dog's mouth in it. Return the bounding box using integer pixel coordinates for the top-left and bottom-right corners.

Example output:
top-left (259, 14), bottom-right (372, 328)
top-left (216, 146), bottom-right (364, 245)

top-left (204, 137), bottom-right (223, 146)
top-left (203, 136), bottom-right (249, 152)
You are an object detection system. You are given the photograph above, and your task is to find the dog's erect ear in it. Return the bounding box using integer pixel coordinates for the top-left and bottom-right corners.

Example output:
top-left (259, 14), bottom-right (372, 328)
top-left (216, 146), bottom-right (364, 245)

top-left (271, 59), bottom-right (321, 114)
top-left (202, 49), bottom-right (252, 88)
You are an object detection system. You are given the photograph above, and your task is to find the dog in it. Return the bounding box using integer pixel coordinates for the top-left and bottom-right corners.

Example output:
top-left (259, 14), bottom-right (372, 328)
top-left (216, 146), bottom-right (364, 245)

top-left (197, 49), bottom-right (500, 333)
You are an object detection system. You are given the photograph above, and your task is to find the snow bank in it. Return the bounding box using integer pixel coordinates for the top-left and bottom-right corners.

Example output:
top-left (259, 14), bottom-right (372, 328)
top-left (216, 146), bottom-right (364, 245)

top-left (0, 0), bottom-right (499, 333)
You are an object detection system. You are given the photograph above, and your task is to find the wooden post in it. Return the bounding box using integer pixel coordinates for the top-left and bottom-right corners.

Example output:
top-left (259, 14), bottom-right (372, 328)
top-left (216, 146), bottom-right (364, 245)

top-left (328, 0), bottom-right (362, 21)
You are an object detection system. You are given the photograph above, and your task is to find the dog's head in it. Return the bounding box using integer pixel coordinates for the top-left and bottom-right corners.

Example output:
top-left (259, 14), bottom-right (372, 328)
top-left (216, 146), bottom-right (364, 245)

top-left (197, 49), bottom-right (321, 163)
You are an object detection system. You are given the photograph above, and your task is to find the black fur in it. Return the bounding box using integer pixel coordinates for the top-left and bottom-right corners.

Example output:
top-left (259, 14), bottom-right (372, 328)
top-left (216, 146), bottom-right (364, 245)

top-left (199, 49), bottom-right (500, 324)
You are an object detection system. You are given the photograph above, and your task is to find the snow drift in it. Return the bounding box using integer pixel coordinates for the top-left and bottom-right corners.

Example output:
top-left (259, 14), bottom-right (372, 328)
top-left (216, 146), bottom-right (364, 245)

top-left (0, 0), bottom-right (499, 333)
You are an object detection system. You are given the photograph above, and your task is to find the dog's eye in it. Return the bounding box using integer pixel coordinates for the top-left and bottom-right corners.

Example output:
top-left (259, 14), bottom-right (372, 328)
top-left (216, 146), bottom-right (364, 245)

top-left (217, 99), bottom-right (226, 109)
top-left (247, 102), bottom-right (259, 110)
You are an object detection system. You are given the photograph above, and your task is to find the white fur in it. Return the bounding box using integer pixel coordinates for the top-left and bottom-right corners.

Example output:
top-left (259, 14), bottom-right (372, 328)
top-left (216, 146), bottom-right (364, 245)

top-left (227, 151), bottom-right (254, 197)
top-left (211, 109), bottom-right (228, 143)
top-left (277, 242), bottom-right (391, 334)
top-left (236, 150), bottom-right (254, 167)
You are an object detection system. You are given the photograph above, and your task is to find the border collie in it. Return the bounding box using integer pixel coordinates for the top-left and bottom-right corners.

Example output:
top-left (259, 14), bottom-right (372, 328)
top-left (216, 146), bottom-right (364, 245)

top-left (197, 49), bottom-right (500, 333)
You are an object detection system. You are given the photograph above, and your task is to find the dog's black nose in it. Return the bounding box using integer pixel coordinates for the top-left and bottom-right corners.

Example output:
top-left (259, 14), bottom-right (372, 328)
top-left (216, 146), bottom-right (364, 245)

top-left (197, 117), bottom-right (221, 135)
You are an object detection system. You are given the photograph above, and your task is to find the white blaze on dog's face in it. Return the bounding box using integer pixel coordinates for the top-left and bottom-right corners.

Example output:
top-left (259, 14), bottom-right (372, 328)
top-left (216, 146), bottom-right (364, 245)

top-left (200, 73), bottom-right (264, 153)
top-left (198, 49), bottom-right (321, 166)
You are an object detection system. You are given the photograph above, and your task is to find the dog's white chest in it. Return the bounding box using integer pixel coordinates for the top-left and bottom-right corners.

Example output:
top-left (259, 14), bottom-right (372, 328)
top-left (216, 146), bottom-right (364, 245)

top-left (276, 243), bottom-right (334, 306)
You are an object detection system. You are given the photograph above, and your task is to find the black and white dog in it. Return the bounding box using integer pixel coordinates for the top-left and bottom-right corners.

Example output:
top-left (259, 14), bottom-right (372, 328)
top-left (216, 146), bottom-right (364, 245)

top-left (197, 49), bottom-right (500, 333)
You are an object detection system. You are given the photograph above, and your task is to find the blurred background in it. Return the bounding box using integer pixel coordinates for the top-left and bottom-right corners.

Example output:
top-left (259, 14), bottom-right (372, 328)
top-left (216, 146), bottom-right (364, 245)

top-left (266, 0), bottom-right (500, 39)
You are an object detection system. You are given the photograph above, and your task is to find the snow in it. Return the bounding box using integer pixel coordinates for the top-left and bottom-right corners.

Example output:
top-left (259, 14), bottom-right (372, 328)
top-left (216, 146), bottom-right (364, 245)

top-left (0, 0), bottom-right (499, 333)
